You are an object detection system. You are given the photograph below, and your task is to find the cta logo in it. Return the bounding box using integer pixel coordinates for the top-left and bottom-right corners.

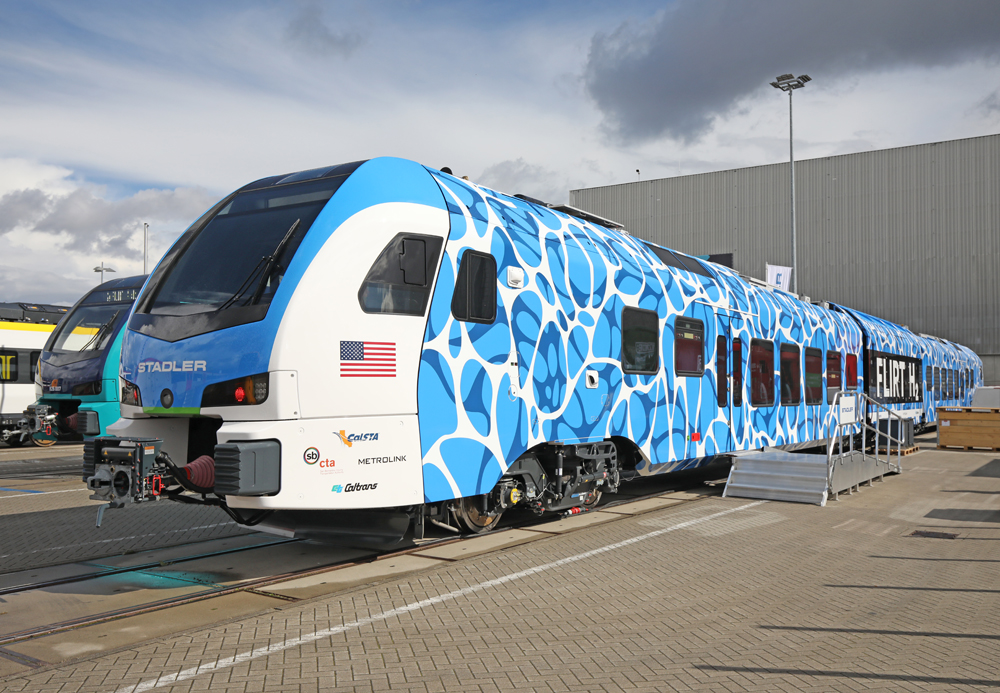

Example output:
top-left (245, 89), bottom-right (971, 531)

top-left (336, 430), bottom-right (379, 447)
top-left (331, 482), bottom-right (378, 493)
top-left (138, 359), bottom-right (207, 374)
top-left (304, 447), bottom-right (337, 469)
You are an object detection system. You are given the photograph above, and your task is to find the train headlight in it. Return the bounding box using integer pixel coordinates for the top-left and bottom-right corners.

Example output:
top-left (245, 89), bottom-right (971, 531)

top-left (122, 379), bottom-right (142, 406)
top-left (201, 373), bottom-right (269, 407)
top-left (72, 380), bottom-right (103, 396)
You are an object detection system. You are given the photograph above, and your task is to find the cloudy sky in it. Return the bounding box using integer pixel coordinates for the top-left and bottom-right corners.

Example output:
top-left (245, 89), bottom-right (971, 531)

top-left (1, 0), bottom-right (998, 304)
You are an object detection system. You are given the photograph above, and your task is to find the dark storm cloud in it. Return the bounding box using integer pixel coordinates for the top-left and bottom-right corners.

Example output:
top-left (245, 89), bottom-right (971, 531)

top-left (284, 2), bottom-right (364, 58)
top-left (584, 0), bottom-right (1000, 143)
top-left (0, 186), bottom-right (216, 253)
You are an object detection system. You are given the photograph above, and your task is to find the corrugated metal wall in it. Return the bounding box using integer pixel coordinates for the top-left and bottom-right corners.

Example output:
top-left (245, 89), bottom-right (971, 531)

top-left (570, 134), bottom-right (1000, 385)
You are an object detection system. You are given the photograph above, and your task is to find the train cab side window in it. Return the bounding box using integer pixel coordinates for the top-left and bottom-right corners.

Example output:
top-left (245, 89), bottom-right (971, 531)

top-left (30, 351), bottom-right (40, 382)
top-left (452, 250), bottom-right (497, 324)
top-left (780, 344), bottom-right (801, 405)
top-left (622, 307), bottom-right (660, 374)
top-left (750, 339), bottom-right (774, 406)
top-left (805, 347), bottom-right (822, 405)
top-left (675, 317), bottom-right (704, 376)
top-left (845, 354), bottom-right (858, 390)
top-left (359, 233), bottom-right (444, 316)
top-left (827, 351), bottom-right (842, 403)
top-left (0, 349), bottom-right (17, 382)
top-left (733, 338), bottom-right (743, 407)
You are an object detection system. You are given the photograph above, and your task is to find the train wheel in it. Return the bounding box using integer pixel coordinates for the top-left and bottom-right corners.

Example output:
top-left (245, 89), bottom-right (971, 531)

top-left (31, 434), bottom-right (57, 448)
top-left (581, 489), bottom-right (602, 510)
top-left (454, 495), bottom-right (502, 534)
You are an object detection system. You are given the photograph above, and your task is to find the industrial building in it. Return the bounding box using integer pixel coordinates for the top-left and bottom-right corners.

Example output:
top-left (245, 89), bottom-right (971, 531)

top-left (569, 133), bottom-right (1000, 386)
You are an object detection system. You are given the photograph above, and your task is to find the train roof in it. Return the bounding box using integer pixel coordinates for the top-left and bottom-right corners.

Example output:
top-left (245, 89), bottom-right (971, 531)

top-left (0, 302), bottom-right (69, 324)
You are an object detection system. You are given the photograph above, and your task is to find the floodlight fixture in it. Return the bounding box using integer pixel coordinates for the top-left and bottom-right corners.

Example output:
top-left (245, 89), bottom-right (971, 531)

top-left (93, 262), bottom-right (116, 284)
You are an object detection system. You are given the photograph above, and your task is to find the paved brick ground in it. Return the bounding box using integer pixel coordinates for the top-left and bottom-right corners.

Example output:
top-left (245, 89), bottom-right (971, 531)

top-left (0, 497), bottom-right (251, 574)
top-left (3, 446), bottom-right (1000, 692)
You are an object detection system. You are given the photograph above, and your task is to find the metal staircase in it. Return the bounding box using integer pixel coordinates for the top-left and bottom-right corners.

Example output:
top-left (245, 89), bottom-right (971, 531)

top-left (723, 392), bottom-right (908, 506)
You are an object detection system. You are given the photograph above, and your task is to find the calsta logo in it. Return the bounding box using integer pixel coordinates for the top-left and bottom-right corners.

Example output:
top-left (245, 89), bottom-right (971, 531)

top-left (335, 430), bottom-right (379, 447)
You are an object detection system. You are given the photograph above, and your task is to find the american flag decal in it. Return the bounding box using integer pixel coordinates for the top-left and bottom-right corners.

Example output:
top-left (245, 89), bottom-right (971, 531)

top-left (340, 340), bottom-right (396, 377)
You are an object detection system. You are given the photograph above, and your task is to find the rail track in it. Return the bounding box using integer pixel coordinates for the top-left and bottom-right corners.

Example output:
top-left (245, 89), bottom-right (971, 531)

top-left (0, 465), bottom-right (727, 651)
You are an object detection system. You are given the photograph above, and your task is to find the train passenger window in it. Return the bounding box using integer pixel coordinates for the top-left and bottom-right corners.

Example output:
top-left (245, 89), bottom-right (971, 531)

top-left (845, 354), bottom-right (858, 390)
top-left (0, 349), bottom-right (17, 382)
top-left (949, 369), bottom-right (956, 398)
top-left (733, 339), bottom-right (743, 407)
top-left (750, 339), bottom-right (774, 406)
top-left (926, 366), bottom-right (932, 393)
top-left (675, 317), bottom-right (704, 376)
top-left (716, 336), bottom-right (727, 407)
top-left (933, 367), bottom-right (940, 397)
top-left (826, 351), bottom-right (842, 403)
top-left (359, 233), bottom-right (444, 316)
top-left (451, 250), bottom-right (497, 324)
top-left (805, 347), bottom-right (822, 405)
top-left (622, 307), bottom-right (660, 374)
top-left (780, 344), bottom-right (801, 405)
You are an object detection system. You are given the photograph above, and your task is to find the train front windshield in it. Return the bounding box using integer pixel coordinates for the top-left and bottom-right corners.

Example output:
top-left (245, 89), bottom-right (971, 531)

top-left (48, 290), bottom-right (137, 357)
top-left (144, 177), bottom-right (346, 316)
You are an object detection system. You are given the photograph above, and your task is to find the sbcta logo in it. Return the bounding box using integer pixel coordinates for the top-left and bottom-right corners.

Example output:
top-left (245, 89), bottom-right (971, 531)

top-left (303, 447), bottom-right (320, 464)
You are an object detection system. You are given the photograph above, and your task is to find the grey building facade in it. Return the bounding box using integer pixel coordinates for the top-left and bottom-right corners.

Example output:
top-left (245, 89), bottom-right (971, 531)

top-left (570, 134), bottom-right (1000, 385)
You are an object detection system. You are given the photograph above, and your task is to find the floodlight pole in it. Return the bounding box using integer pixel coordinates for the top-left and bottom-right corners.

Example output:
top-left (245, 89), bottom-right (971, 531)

top-left (770, 73), bottom-right (811, 295)
top-left (143, 222), bottom-right (149, 274)
top-left (93, 262), bottom-right (116, 284)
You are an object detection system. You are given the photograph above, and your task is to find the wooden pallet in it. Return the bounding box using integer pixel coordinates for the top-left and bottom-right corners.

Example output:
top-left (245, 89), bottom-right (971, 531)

top-left (878, 445), bottom-right (920, 456)
top-left (937, 407), bottom-right (1000, 451)
top-left (937, 444), bottom-right (1000, 452)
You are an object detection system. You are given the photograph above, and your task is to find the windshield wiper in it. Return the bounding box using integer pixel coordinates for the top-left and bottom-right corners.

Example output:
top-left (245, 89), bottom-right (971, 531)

top-left (219, 218), bottom-right (301, 311)
top-left (79, 310), bottom-right (121, 351)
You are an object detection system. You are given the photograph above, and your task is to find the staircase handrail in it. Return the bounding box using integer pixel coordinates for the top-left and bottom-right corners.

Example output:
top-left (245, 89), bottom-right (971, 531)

top-left (825, 390), bottom-right (908, 496)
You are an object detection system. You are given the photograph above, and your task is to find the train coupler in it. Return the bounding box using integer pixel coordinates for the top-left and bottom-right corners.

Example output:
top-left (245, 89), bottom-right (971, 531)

top-left (84, 436), bottom-right (169, 525)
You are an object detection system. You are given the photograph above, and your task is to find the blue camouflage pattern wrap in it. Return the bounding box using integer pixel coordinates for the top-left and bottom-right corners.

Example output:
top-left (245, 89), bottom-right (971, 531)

top-left (416, 172), bottom-right (870, 503)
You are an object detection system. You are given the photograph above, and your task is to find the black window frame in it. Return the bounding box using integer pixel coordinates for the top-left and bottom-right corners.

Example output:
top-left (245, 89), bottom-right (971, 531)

top-left (845, 353), bottom-right (858, 391)
top-left (716, 336), bottom-right (728, 407)
top-left (804, 346), bottom-right (823, 405)
top-left (750, 339), bottom-right (775, 407)
top-left (451, 250), bottom-right (497, 324)
top-left (780, 343), bottom-right (802, 406)
top-left (621, 307), bottom-right (660, 375)
top-left (827, 350), bottom-right (842, 404)
top-left (358, 233), bottom-right (444, 317)
top-left (674, 317), bottom-right (705, 377)
top-left (732, 338), bottom-right (743, 407)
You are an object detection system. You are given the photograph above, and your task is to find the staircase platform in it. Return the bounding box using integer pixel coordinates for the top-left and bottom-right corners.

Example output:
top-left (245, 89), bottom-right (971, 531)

top-left (723, 449), bottom-right (898, 506)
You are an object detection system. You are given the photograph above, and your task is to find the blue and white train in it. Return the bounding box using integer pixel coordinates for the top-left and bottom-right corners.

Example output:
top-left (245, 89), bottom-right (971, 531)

top-left (84, 158), bottom-right (983, 544)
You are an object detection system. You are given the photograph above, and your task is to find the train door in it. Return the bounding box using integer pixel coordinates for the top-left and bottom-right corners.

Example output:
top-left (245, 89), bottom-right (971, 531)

top-left (715, 314), bottom-right (737, 451)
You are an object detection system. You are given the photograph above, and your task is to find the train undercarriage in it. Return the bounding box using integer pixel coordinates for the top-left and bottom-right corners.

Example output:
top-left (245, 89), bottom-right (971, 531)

top-left (83, 435), bottom-right (625, 547)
